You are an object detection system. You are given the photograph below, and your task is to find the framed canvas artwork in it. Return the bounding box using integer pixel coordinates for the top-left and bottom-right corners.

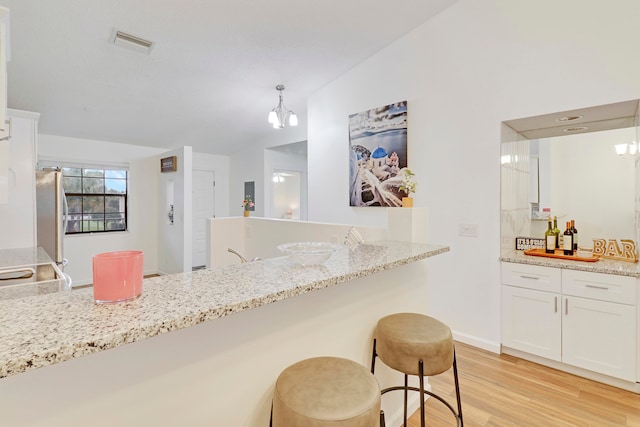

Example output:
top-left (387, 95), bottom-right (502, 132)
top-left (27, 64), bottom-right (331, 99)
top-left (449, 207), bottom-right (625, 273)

top-left (349, 101), bottom-right (408, 207)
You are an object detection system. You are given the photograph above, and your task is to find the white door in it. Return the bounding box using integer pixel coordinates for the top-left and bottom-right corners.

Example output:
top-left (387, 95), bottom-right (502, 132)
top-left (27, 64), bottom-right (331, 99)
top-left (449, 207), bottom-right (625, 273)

top-left (502, 285), bottom-right (562, 361)
top-left (562, 295), bottom-right (636, 381)
top-left (192, 170), bottom-right (215, 269)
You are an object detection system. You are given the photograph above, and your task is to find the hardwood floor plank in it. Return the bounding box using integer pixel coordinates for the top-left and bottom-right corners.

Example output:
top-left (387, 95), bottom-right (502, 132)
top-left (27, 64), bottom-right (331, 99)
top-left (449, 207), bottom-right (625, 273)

top-left (404, 342), bottom-right (640, 426)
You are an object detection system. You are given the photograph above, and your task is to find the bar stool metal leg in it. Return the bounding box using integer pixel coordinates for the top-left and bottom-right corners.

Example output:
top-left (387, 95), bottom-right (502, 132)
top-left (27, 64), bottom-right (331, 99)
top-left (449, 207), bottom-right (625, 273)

top-left (418, 360), bottom-right (426, 427)
top-left (453, 348), bottom-right (464, 425)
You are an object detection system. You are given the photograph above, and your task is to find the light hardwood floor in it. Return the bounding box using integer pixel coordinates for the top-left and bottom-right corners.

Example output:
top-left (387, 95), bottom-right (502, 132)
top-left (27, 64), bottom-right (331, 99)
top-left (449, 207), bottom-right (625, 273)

top-left (405, 342), bottom-right (640, 427)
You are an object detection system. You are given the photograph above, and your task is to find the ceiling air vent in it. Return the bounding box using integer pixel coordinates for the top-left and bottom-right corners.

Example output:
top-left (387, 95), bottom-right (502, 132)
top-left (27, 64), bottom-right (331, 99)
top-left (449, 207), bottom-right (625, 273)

top-left (110, 29), bottom-right (154, 54)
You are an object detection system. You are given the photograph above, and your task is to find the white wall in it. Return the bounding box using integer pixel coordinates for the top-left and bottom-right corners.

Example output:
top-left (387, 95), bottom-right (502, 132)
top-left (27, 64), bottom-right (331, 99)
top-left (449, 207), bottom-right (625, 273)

top-left (38, 134), bottom-right (166, 285)
top-left (230, 144), bottom-right (265, 217)
top-left (307, 0), bottom-right (640, 350)
top-left (157, 146), bottom-right (192, 274)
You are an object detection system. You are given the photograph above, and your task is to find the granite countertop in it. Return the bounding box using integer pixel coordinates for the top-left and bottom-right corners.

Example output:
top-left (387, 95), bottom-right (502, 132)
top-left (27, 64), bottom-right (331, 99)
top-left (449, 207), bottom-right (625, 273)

top-left (500, 250), bottom-right (640, 277)
top-left (0, 241), bottom-right (449, 378)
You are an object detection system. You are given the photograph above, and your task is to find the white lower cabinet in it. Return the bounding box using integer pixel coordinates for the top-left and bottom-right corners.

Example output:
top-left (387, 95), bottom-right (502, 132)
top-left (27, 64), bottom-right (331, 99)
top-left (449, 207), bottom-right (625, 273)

top-left (562, 295), bottom-right (636, 381)
top-left (502, 262), bottom-right (637, 382)
top-left (502, 285), bottom-right (561, 361)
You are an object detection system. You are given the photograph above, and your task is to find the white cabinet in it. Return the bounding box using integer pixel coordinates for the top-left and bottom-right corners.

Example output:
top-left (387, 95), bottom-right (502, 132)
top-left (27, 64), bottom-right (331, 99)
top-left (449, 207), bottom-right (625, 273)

top-left (0, 6), bottom-right (9, 134)
top-left (0, 110), bottom-right (40, 250)
top-left (501, 262), bottom-right (637, 382)
top-left (502, 285), bottom-right (561, 360)
top-left (561, 269), bottom-right (637, 382)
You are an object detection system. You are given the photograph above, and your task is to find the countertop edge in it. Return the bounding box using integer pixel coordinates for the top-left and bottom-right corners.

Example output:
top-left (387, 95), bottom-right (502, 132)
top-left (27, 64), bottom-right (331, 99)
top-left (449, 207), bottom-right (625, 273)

top-left (500, 251), bottom-right (640, 277)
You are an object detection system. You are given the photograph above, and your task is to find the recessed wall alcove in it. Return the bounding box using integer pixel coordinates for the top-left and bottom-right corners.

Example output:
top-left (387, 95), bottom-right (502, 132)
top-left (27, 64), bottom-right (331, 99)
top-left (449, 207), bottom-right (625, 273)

top-left (500, 99), bottom-right (640, 255)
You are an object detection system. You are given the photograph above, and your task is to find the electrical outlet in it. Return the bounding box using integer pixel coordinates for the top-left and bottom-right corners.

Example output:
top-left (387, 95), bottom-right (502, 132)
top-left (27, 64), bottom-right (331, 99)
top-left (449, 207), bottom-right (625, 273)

top-left (458, 223), bottom-right (479, 237)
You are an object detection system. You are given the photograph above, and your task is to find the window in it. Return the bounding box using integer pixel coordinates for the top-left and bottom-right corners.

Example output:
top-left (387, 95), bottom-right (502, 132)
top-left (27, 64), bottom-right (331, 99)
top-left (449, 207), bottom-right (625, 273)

top-left (62, 167), bottom-right (128, 234)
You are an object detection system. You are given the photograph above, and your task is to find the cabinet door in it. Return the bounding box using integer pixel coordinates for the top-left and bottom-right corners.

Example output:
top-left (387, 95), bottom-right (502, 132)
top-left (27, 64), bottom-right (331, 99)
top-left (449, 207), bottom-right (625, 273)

top-left (0, 113), bottom-right (37, 249)
top-left (502, 285), bottom-right (561, 361)
top-left (562, 296), bottom-right (636, 382)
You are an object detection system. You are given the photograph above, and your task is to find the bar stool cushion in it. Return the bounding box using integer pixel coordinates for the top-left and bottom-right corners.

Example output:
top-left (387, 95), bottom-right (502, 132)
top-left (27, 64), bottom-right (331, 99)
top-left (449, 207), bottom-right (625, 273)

top-left (374, 312), bottom-right (453, 376)
top-left (272, 356), bottom-right (381, 427)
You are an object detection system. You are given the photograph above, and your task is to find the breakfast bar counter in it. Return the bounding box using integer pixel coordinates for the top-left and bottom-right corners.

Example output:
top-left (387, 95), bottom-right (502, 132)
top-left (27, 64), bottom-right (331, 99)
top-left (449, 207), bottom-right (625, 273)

top-left (0, 240), bottom-right (448, 427)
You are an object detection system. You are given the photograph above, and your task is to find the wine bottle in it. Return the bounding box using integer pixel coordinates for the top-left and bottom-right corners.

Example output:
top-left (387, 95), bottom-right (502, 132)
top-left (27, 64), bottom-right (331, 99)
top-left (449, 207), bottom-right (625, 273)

top-left (552, 216), bottom-right (560, 249)
top-left (563, 221), bottom-right (574, 255)
top-left (570, 219), bottom-right (578, 250)
top-left (545, 219), bottom-right (556, 254)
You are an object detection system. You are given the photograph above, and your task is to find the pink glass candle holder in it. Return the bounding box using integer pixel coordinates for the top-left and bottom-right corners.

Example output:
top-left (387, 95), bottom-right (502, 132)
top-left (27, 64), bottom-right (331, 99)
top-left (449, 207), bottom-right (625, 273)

top-left (92, 251), bottom-right (143, 304)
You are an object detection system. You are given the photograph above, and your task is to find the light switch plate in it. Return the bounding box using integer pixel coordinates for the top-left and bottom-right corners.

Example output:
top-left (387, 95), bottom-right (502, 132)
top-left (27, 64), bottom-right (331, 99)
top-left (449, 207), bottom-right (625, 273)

top-left (459, 223), bottom-right (479, 237)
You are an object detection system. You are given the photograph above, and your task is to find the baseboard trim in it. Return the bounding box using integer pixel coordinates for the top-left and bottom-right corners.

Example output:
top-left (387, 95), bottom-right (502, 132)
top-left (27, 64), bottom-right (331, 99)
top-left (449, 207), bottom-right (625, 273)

top-left (502, 346), bottom-right (640, 393)
top-left (452, 330), bottom-right (501, 354)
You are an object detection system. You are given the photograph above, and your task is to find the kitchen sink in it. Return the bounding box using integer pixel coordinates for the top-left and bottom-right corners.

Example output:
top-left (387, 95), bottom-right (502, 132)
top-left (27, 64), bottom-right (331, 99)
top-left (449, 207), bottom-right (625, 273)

top-left (0, 262), bottom-right (69, 300)
top-left (0, 263), bottom-right (62, 286)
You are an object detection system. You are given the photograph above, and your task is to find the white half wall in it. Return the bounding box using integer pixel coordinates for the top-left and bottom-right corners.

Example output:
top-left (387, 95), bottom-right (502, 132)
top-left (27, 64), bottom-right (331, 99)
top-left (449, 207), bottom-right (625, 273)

top-left (307, 0), bottom-right (640, 349)
top-left (38, 134), bottom-right (166, 285)
top-left (207, 217), bottom-right (387, 268)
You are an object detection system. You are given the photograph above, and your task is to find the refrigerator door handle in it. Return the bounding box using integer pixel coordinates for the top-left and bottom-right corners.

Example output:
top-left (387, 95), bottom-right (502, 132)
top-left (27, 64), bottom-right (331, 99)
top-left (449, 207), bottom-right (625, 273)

top-left (62, 187), bottom-right (69, 234)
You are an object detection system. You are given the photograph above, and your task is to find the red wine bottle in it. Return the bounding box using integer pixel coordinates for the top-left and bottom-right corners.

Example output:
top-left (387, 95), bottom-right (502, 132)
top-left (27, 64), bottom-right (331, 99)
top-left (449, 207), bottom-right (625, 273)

top-left (570, 219), bottom-right (578, 251)
top-left (563, 221), bottom-right (574, 256)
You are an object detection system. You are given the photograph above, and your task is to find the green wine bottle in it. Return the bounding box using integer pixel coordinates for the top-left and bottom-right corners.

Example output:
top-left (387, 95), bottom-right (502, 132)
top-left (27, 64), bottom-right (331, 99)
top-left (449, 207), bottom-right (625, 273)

top-left (552, 216), bottom-right (560, 249)
top-left (545, 219), bottom-right (556, 254)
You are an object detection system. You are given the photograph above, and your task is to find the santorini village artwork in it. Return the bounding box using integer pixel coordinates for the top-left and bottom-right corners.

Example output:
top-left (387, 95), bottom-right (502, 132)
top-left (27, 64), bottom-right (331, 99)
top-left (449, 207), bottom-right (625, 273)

top-left (349, 101), bottom-right (409, 207)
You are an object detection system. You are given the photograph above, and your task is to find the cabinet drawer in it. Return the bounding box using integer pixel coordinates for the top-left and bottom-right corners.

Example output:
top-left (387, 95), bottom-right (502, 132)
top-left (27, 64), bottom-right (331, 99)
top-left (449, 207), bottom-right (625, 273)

top-left (501, 262), bottom-right (561, 293)
top-left (562, 269), bottom-right (636, 305)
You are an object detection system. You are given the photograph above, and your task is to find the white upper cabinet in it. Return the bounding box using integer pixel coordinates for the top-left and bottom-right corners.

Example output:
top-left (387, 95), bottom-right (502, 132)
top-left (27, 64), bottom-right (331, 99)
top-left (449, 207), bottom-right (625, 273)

top-left (0, 6), bottom-right (8, 134)
top-left (0, 6), bottom-right (9, 204)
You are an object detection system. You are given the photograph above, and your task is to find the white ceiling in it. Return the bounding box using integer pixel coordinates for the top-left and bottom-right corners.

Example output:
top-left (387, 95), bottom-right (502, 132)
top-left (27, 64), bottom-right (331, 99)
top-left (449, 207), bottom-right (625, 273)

top-left (0, 0), bottom-right (458, 155)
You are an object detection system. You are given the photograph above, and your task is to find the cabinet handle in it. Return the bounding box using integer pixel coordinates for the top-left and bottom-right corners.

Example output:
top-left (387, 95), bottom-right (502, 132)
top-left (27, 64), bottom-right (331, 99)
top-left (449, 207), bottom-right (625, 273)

top-left (554, 296), bottom-right (558, 313)
top-left (585, 284), bottom-right (609, 290)
top-left (565, 298), bottom-right (568, 315)
top-left (520, 275), bottom-right (540, 280)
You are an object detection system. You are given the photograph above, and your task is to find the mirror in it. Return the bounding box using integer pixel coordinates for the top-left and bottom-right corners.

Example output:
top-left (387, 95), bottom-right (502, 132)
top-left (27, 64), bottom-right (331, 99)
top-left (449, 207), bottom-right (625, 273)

top-left (500, 99), bottom-right (639, 255)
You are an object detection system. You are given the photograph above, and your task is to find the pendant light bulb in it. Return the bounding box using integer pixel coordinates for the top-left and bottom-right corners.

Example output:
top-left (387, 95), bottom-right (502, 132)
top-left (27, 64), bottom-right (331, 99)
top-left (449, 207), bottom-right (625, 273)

top-left (268, 110), bottom-right (277, 124)
top-left (615, 143), bottom-right (628, 155)
top-left (289, 113), bottom-right (298, 127)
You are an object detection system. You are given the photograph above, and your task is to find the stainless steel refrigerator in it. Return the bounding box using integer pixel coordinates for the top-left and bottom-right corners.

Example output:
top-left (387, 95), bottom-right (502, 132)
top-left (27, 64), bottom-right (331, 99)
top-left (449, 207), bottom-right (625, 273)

top-left (36, 169), bottom-right (67, 268)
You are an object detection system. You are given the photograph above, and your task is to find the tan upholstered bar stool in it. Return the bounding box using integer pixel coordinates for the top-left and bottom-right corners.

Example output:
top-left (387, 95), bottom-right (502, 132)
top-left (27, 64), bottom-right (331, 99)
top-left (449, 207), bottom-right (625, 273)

top-left (271, 356), bottom-right (385, 427)
top-left (371, 313), bottom-right (463, 427)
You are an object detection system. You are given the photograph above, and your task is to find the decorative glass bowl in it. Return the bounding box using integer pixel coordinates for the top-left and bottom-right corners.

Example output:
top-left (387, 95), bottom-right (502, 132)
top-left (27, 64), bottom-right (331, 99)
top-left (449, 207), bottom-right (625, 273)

top-left (277, 242), bottom-right (340, 265)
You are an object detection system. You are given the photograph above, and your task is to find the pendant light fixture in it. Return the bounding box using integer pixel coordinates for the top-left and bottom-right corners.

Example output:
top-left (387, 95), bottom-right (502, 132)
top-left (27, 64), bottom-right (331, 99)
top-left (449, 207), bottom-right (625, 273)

top-left (268, 85), bottom-right (298, 129)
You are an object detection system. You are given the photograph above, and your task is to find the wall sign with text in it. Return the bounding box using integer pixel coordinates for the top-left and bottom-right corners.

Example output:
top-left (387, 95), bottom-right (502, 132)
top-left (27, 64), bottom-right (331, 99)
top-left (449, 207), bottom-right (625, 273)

top-left (515, 237), bottom-right (545, 250)
top-left (592, 239), bottom-right (638, 263)
top-left (161, 156), bottom-right (177, 173)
